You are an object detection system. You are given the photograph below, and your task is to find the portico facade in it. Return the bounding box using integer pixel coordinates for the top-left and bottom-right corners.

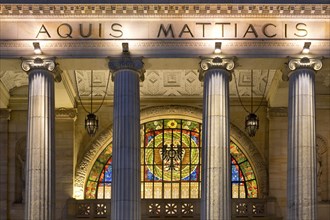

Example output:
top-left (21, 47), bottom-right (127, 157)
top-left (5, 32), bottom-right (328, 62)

top-left (0, 1), bottom-right (329, 220)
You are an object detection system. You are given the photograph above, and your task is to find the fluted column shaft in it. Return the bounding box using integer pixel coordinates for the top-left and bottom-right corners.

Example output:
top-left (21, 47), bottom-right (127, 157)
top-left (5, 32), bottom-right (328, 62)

top-left (286, 57), bottom-right (322, 220)
top-left (199, 57), bottom-right (234, 220)
top-left (109, 55), bottom-right (144, 220)
top-left (21, 58), bottom-right (59, 220)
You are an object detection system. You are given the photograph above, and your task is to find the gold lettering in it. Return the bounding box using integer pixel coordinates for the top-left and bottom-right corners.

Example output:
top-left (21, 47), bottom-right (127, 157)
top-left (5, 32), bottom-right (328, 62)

top-left (243, 24), bottom-right (258, 38)
top-left (79, 23), bottom-right (92, 38)
top-left (157, 24), bottom-right (175, 38)
top-left (57, 23), bottom-right (72, 38)
top-left (215, 23), bottom-right (231, 38)
top-left (36, 24), bottom-right (51, 38)
top-left (110, 23), bottom-right (123, 38)
top-left (262, 23), bottom-right (277, 38)
top-left (196, 23), bottom-right (211, 37)
top-left (179, 24), bottom-right (194, 38)
top-left (99, 23), bottom-right (102, 38)
top-left (294, 23), bottom-right (308, 37)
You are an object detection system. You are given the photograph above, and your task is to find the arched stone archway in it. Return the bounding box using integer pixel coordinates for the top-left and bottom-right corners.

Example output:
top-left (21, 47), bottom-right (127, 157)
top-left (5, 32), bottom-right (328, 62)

top-left (74, 105), bottom-right (268, 199)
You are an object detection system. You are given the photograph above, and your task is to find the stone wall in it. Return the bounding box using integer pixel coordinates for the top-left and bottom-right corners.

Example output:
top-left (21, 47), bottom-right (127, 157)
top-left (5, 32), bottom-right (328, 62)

top-left (268, 107), bottom-right (288, 218)
top-left (55, 108), bottom-right (76, 219)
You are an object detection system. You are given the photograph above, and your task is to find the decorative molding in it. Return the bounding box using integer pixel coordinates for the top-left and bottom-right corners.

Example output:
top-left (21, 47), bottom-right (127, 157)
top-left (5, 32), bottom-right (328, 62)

top-left (55, 107), bottom-right (77, 119)
top-left (0, 71), bottom-right (27, 92)
top-left (0, 108), bottom-right (11, 120)
top-left (71, 68), bottom-right (274, 99)
top-left (316, 135), bottom-right (328, 156)
top-left (288, 57), bottom-right (323, 71)
top-left (74, 70), bottom-right (112, 97)
top-left (0, 81), bottom-right (10, 107)
top-left (199, 57), bottom-right (235, 81)
top-left (230, 69), bottom-right (275, 98)
top-left (0, 4), bottom-right (328, 17)
top-left (140, 105), bottom-right (203, 123)
top-left (109, 54), bottom-right (145, 81)
top-left (267, 107), bottom-right (288, 118)
top-left (74, 105), bottom-right (268, 199)
top-left (1, 41), bottom-right (328, 51)
top-left (1, 41), bottom-right (330, 59)
top-left (140, 70), bottom-right (203, 97)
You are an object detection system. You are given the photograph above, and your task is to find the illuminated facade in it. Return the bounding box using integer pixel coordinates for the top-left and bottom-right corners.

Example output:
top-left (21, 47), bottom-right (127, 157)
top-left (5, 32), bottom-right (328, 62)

top-left (0, 1), bottom-right (329, 220)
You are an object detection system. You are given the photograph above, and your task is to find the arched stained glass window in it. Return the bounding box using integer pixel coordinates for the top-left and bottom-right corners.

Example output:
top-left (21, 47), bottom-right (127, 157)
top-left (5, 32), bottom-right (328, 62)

top-left (85, 119), bottom-right (258, 199)
top-left (85, 146), bottom-right (112, 199)
top-left (230, 143), bottom-right (258, 198)
top-left (142, 119), bottom-right (201, 199)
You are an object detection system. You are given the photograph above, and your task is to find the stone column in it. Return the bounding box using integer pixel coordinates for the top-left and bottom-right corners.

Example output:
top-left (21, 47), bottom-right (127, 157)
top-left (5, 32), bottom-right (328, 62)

top-left (199, 57), bottom-right (234, 220)
top-left (286, 57), bottom-right (322, 220)
top-left (0, 109), bottom-right (10, 219)
top-left (109, 54), bottom-right (144, 220)
top-left (21, 58), bottom-right (61, 220)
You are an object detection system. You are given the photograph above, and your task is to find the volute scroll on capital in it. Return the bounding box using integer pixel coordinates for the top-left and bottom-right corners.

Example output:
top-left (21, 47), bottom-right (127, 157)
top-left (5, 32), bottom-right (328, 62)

top-left (199, 56), bottom-right (235, 81)
top-left (21, 57), bottom-right (62, 82)
top-left (288, 57), bottom-right (323, 71)
top-left (108, 54), bottom-right (145, 82)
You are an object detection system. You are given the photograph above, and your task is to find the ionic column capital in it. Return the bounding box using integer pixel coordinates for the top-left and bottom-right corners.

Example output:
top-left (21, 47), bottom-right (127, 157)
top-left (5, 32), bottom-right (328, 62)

top-left (109, 54), bottom-right (145, 81)
top-left (22, 57), bottom-right (55, 72)
top-left (288, 57), bottom-right (323, 72)
top-left (21, 57), bottom-right (62, 82)
top-left (199, 56), bottom-right (235, 81)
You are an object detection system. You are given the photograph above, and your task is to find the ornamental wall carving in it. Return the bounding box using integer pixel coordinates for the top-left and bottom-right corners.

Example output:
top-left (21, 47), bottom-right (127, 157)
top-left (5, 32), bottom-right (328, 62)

top-left (69, 69), bottom-right (275, 99)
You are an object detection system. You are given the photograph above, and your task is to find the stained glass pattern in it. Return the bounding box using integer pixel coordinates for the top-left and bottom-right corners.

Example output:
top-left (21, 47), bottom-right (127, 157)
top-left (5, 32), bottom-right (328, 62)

top-left (142, 119), bottom-right (202, 199)
top-left (230, 142), bottom-right (258, 198)
top-left (85, 144), bottom-right (112, 199)
top-left (85, 119), bottom-right (258, 199)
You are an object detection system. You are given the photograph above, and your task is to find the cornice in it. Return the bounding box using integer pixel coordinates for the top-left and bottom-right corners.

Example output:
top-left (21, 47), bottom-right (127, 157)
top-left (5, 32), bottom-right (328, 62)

top-left (0, 4), bottom-right (329, 18)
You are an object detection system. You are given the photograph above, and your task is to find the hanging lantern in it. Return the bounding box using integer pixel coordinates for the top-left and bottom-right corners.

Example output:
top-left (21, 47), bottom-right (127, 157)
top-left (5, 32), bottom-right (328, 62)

top-left (75, 71), bottom-right (111, 137)
top-left (85, 113), bottom-right (98, 136)
top-left (245, 113), bottom-right (259, 137)
top-left (233, 70), bottom-right (269, 138)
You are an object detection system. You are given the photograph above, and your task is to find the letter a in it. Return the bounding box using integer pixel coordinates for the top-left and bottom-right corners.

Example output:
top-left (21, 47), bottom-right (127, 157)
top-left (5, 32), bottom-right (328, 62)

top-left (36, 24), bottom-right (51, 38)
